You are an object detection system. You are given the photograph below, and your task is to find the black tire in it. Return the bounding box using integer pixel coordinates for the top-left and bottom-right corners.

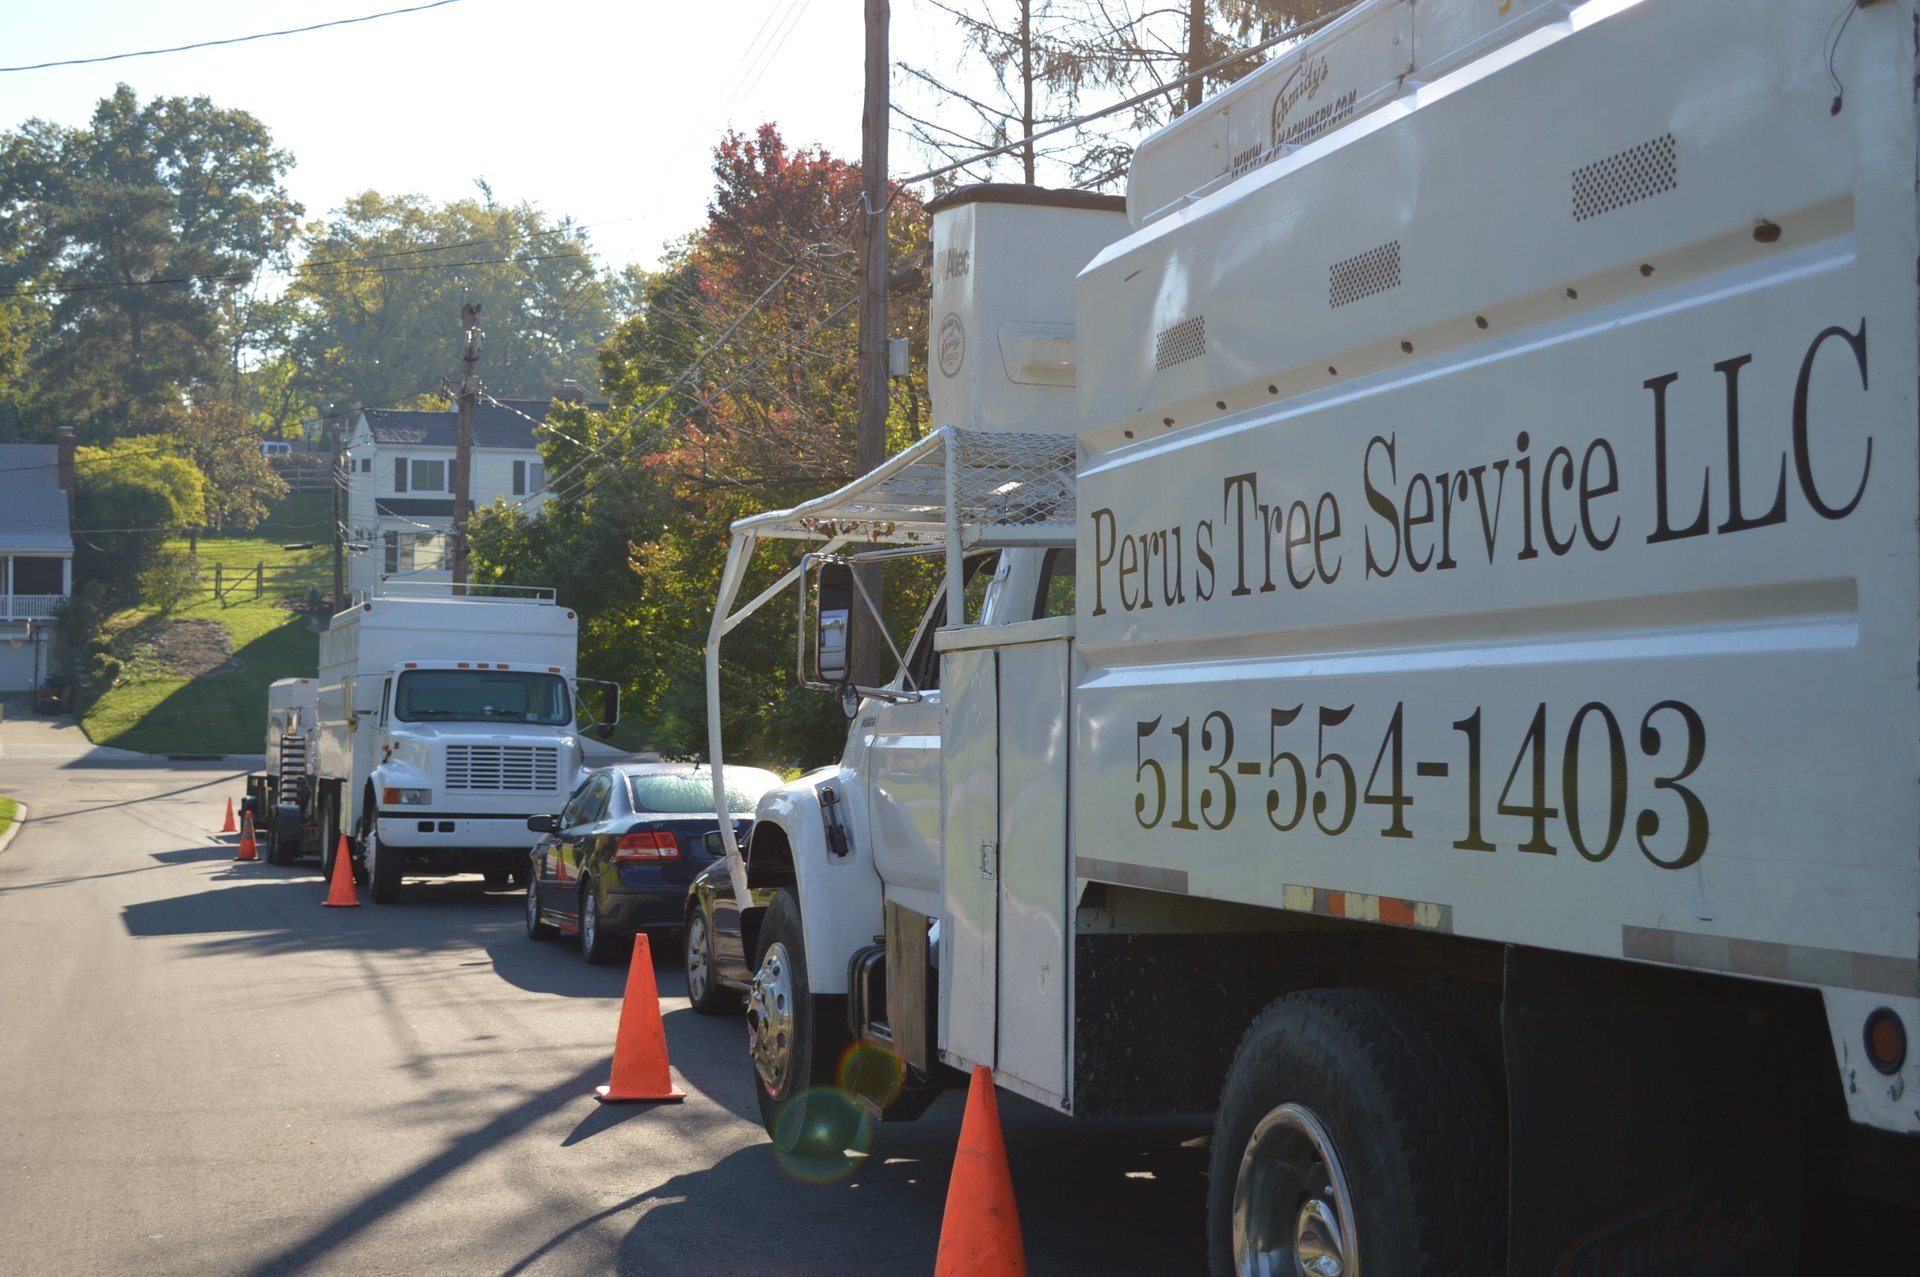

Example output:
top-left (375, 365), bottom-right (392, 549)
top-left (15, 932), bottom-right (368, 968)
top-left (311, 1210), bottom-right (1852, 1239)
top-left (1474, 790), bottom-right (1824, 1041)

top-left (525, 874), bottom-right (557, 939)
top-left (749, 890), bottom-right (859, 1157)
top-left (267, 804), bottom-right (301, 866)
top-left (483, 869), bottom-right (511, 890)
top-left (362, 804), bottom-right (402, 904)
top-left (1207, 989), bottom-right (1506, 1277)
top-left (320, 789), bottom-right (342, 882)
top-left (685, 903), bottom-right (730, 1014)
top-left (579, 881), bottom-right (624, 965)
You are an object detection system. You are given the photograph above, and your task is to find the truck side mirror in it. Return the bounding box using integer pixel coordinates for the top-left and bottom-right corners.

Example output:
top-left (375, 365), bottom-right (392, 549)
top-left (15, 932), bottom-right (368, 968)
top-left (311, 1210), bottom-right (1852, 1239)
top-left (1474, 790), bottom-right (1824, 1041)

top-left (816, 561), bottom-right (853, 684)
top-left (600, 683), bottom-right (619, 733)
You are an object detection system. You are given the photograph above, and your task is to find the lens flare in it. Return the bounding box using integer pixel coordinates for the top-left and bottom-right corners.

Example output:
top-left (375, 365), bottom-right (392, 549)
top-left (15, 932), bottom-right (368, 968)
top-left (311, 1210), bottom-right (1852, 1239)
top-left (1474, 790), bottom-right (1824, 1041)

top-left (770, 1087), bottom-right (873, 1184)
top-left (837, 1041), bottom-right (907, 1109)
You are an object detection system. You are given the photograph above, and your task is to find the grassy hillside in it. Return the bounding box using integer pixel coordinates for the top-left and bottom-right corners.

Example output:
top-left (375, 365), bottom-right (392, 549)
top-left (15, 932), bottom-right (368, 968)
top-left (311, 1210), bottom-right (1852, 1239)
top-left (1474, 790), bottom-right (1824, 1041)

top-left (79, 496), bottom-right (331, 755)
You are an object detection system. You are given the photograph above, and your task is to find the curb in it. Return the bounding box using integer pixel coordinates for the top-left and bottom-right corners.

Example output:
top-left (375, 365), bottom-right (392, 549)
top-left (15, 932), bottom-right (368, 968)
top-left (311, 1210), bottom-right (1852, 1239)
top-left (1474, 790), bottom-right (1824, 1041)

top-left (0, 801), bottom-right (27, 857)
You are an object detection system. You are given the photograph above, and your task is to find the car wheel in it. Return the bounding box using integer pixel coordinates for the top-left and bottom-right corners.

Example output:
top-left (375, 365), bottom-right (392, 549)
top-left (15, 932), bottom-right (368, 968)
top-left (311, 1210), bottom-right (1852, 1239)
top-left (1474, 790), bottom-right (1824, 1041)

top-left (1207, 989), bottom-right (1506, 1277)
top-left (364, 817), bottom-right (402, 905)
top-left (526, 873), bottom-right (557, 939)
top-left (580, 880), bottom-right (623, 965)
top-left (749, 890), bottom-right (861, 1158)
top-left (685, 905), bottom-right (729, 1014)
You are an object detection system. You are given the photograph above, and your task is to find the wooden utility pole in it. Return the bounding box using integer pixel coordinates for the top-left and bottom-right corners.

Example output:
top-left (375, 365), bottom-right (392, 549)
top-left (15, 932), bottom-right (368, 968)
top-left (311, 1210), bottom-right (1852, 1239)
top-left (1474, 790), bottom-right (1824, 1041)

top-left (1021, 0), bottom-right (1035, 183)
top-left (329, 420), bottom-right (345, 610)
top-left (450, 303), bottom-right (481, 594)
top-left (1185, 0), bottom-right (1207, 115)
top-left (853, 0), bottom-right (889, 687)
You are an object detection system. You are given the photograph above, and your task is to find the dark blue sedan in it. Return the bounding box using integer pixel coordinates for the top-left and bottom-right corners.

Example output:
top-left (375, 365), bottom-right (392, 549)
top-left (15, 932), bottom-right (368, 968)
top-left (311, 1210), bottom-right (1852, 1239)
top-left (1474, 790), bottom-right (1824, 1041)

top-left (524, 762), bottom-right (782, 964)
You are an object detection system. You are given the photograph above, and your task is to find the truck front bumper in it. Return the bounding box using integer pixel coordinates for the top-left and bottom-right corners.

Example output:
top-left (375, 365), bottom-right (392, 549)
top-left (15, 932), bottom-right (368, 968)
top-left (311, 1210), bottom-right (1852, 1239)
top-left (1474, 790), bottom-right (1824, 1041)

top-left (374, 811), bottom-right (543, 851)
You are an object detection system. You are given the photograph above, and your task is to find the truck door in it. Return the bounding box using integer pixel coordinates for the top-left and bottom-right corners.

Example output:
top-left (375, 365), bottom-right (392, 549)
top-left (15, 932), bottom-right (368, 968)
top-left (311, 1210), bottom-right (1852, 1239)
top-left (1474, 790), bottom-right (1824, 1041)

top-left (939, 623), bottom-right (1073, 1100)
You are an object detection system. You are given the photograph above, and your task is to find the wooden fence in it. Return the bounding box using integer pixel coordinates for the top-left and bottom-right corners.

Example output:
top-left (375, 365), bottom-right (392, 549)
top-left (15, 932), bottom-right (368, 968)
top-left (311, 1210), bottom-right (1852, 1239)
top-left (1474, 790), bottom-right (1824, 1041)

top-left (206, 560), bottom-right (330, 603)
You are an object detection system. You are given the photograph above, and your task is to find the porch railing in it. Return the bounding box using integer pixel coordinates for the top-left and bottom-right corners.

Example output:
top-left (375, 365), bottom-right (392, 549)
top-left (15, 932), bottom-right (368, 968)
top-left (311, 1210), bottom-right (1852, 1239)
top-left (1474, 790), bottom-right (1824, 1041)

top-left (0, 593), bottom-right (63, 621)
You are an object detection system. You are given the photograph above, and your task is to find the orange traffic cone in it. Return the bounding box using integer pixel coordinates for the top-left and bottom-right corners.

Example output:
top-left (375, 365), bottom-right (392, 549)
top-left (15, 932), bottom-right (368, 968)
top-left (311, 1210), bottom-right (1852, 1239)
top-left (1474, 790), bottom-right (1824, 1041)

top-left (235, 812), bottom-right (258, 862)
top-left (222, 797), bottom-right (237, 833)
top-left (322, 834), bottom-right (360, 907)
top-left (934, 1066), bottom-right (1026, 1275)
top-left (594, 933), bottom-right (686, 1103)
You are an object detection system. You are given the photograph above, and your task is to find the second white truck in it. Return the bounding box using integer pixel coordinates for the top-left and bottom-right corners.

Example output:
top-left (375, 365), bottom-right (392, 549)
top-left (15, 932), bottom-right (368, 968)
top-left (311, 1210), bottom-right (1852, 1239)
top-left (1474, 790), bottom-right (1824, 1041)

top-left (295, 586), bottom-right (616, 903)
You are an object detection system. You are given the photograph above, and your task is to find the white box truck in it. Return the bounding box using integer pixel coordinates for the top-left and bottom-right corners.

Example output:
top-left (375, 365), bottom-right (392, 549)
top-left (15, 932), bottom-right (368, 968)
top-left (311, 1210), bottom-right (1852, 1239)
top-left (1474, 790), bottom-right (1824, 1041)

top-left (304, 587), bottom-right (616, 903)
top-left (704, 0), bottom-right (1920, 1270)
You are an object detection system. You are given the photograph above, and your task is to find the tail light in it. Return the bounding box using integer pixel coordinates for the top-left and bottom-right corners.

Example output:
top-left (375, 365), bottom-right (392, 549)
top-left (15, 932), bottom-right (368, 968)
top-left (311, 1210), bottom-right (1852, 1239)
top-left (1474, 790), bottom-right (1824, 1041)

top-left (616, 830), bottom-right (680, 861)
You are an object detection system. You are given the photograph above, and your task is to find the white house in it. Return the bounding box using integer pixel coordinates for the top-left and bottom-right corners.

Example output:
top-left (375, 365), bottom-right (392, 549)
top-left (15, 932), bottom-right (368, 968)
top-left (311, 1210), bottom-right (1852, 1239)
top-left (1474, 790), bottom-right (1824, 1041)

top-left (0, 429), bottom-right (76, 691)
top-left (339, 394), bottom-right (583, 599)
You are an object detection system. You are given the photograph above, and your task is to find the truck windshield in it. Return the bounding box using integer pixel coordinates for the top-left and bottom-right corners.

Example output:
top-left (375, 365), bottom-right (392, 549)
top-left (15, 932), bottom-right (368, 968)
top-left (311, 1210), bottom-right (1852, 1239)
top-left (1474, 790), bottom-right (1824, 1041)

top-left (394, 669), bottom-right (572, 726)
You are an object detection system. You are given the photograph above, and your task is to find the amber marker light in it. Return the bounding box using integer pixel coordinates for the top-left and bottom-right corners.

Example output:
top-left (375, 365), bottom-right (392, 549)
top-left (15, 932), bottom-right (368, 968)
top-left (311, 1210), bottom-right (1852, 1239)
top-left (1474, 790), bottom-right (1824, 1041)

top-left (1864, 1008), bottom-right (1906, 1076)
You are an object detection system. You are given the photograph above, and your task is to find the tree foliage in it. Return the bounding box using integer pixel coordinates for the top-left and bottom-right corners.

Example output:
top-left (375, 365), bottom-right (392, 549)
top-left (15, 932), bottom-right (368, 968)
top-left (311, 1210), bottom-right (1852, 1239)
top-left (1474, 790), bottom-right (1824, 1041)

top-left (0, 85), bottom-right (298, 440)
top-left (71, 438), bottom-right (206, 588)
top-left (474, 125), bottom-right (932, 767)
top-left (287, 191), bottom-right (616, 415)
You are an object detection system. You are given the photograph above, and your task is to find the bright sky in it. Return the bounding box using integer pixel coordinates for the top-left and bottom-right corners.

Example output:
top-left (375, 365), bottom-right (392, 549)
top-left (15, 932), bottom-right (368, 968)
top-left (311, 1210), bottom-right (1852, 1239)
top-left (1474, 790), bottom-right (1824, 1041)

top-left (0, 0), bottom-right (1002, 278)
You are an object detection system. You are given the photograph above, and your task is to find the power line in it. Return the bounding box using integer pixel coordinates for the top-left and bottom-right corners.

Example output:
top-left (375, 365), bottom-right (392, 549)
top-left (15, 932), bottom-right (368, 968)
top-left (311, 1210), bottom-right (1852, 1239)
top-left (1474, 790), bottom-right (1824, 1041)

top-left (0, 250), bottom-right (592, 302)
top-left (0, 1), bottom-right (466, 74)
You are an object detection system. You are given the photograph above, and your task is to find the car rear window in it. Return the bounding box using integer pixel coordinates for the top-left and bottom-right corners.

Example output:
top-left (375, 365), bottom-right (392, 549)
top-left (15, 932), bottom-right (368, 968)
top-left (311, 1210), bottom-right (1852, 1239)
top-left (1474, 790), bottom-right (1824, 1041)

top-left (627, 769), bottom-right (781, 814)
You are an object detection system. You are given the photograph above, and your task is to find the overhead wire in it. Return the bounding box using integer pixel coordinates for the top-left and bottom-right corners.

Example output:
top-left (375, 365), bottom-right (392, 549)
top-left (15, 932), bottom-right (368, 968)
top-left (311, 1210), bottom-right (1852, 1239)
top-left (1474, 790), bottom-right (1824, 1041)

top-left (0, 1), bottom-right (466, 74)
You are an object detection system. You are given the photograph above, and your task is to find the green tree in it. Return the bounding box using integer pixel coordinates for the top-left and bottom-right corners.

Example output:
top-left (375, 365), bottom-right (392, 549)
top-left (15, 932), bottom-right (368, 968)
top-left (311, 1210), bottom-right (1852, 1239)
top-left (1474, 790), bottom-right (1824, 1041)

top-left (287, 191), bottom-right (616, 414)
top-left (161, 398), bottom-right (288, 532)
top-left (71, 438), bottom-right (206, 588)
top-left (475, 126), bottom-right (932, 767)
top-left (0, 85), bottom-right (299, 440)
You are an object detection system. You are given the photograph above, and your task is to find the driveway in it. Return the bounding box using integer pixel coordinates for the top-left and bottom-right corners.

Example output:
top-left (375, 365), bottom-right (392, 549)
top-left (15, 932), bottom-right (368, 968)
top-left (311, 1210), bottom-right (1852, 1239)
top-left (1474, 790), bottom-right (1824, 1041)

top-left (0, 690), bottom-right (144, 766)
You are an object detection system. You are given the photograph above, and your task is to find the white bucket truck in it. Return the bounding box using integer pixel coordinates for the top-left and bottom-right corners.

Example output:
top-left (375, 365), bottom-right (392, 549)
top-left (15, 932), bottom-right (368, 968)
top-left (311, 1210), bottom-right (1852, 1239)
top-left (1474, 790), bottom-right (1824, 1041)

top-left (707, 0), bottom-right (1920, 1270)
top-left (308, 586), bottom-right (616, 903)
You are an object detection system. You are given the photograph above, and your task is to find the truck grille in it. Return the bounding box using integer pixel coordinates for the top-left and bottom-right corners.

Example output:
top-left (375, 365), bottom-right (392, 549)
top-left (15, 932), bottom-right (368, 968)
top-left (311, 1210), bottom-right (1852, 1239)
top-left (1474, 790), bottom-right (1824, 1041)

top-left (445, 744), bottom-right (561, 793)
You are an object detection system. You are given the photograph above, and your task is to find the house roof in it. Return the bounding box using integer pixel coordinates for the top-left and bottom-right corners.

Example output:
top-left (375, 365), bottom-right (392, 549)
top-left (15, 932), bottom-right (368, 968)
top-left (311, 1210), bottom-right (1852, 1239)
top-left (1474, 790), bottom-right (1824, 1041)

top-left (0, 444), bottom-right (73, 554)
top-left (363, 399), bottom-right (594, 450)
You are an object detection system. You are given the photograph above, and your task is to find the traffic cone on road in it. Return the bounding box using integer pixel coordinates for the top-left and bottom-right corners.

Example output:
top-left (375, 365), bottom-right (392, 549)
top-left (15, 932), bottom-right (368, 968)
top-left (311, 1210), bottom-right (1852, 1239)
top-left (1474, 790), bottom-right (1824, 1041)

top-left (235, 812), bottom-right (258, 862)
top-left (934, 1066), bottom-right (1026, 1276)
top-left (594, 933), bottom-right (685, 1103)
top-left (321, 834), bottom-right (360, 907)
top-left (222, 798), bottom-right (237, 834)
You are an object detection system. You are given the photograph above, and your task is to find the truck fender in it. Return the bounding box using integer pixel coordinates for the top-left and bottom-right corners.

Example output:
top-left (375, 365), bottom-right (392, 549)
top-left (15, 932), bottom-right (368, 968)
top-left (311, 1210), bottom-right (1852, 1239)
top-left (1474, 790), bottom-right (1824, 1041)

top-left (747, 772), bottom-right (881, 997)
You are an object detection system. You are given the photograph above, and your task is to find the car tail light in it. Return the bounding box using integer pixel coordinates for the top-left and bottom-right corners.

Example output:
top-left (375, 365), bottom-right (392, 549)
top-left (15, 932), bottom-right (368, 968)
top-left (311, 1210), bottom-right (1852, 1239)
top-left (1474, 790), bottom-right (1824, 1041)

top-left (616, 830), bottom-right (680, 861)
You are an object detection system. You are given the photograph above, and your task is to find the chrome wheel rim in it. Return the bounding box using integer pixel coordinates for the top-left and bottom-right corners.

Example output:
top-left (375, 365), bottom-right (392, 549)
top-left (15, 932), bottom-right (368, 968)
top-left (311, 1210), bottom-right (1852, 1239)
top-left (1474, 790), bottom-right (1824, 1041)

top-left (686, 913), bottom-right (710, 1002)
top-left (364, 827), bottom-right (378, 889)
top-left (582, 889), bottom-right (597, 953)
top-left (1233, 1102), bottom-right (1357, 1277)
top-left (747, 940), bottom-right (796, 1097)
top-left (526, 878), bottom-right (540, 931)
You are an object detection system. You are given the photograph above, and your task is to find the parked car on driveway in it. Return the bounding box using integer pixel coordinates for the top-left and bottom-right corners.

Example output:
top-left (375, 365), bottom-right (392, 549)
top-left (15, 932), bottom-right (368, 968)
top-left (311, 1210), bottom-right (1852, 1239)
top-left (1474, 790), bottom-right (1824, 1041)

top-left (684, 849), bottom-right (778, 1014)
top-left (523, 762), bottom-right (782, 964)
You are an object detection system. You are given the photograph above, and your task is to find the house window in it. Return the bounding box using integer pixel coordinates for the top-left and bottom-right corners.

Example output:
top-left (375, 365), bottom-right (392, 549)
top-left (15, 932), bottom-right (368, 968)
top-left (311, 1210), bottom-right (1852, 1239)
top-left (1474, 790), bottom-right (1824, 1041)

top-left (383, 532), bottom-right (403, 574)
top-left (512, 460), bottom-right (545, 495)
top-left (359, 458), bottom-right (372, 474)
top-left (409, 459), bottom-right (447, 492)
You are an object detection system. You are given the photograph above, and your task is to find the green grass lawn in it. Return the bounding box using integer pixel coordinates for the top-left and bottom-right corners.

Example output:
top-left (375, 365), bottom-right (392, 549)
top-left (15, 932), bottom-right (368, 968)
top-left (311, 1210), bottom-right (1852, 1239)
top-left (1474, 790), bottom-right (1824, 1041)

top-left (0, 797), bottom-right (17, 838)
top-left (79, 517), bottom-right (329, 754)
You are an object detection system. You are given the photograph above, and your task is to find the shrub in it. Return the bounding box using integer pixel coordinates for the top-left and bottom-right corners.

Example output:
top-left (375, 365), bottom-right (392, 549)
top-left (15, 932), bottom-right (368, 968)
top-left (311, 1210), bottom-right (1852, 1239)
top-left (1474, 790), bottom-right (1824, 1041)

top-left (138, 550), bottom-right (202, 617)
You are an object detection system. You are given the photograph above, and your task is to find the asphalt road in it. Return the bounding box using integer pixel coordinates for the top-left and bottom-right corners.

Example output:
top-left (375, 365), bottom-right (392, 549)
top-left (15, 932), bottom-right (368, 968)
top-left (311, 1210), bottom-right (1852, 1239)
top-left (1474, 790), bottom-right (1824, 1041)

top-left (0, 732), bottom-right (1210, 1275)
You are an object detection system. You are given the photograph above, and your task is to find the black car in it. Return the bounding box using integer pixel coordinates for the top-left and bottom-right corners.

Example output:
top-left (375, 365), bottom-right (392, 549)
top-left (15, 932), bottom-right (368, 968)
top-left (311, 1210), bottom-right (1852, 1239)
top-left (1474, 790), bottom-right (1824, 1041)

top-left (524, 762), bottom-right (783, 964)
top-left (683, 850), bottom-right (779, 1014)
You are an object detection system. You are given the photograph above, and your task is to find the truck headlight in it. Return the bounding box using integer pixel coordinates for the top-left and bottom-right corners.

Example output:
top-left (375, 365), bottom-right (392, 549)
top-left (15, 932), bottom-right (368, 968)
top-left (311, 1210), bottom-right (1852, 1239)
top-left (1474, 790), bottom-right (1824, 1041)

top-left (382, 787), bottom-right (432, 805)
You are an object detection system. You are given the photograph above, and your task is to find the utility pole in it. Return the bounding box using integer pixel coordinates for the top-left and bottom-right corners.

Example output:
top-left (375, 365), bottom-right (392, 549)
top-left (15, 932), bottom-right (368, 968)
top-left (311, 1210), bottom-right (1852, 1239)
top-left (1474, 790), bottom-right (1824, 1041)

top-left (330, 419), bottom-right (345, 611)
top-left (450, 303), bottom-right (481, 594)
top-left (853, 0), bottom-right (889, 687)
top-left (1184, 0), bottom-right (1208, 115)
top-left (1021, 0), bottom-right (1035, 183)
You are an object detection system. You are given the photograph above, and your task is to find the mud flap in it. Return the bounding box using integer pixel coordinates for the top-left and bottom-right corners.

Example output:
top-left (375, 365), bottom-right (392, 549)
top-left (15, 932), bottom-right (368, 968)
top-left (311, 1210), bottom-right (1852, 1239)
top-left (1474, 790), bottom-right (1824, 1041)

top-left (1503, 946), bottom-right (1809, 1275)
